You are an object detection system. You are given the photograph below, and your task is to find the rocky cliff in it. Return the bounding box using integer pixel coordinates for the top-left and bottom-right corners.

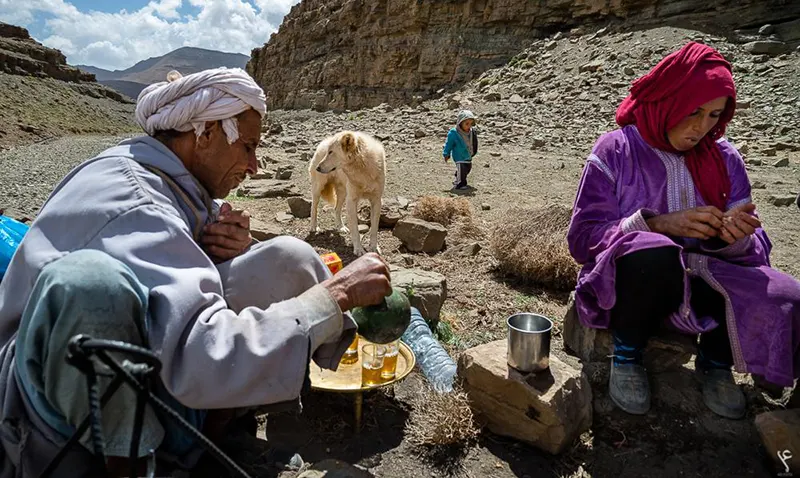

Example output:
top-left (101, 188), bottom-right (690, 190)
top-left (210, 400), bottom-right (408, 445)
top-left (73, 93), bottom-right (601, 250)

top-left (0, 22), bottom-right (135, 148)
top-left (0, 22), bottom-right (96, 84)
top-left (247, 0), bottom-right (800, 112)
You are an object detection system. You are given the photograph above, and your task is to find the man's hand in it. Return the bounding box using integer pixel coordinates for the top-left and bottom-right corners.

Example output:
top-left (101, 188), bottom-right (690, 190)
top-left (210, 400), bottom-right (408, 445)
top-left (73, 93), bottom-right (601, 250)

top-left (201, 203), bottom-right (252, 263)
top-left (718, 203), bottom-right (761, 244)
top-left (646, 206), bottom-right (725, 240)
top-left (321, 253), bottom-right (392, 312)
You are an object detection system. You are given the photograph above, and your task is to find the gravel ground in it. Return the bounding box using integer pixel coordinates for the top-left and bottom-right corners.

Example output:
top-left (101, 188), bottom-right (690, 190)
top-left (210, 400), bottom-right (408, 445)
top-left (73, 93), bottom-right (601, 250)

top-left (0, 134), bottom-right (137, 218)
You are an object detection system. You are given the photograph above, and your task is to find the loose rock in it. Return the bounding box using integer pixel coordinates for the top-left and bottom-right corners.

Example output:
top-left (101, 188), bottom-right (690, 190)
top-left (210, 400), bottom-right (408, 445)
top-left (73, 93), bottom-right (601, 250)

top-left (392, 217), bottom-right (447, 253)
top-left (237, 180), bottom-right (300, 198)
top-left (743, 40), bottom-right (788, 56)
top-left (276, 212), bottom-right (294, 223)
top-left (287, 197), bottom-right (312, 218)
top-left (276, 164), bottom-right (294, 180)
top-left (767, 195), bottom-right (796, 207)
top-left (250, 170), bottom-right (274, 180)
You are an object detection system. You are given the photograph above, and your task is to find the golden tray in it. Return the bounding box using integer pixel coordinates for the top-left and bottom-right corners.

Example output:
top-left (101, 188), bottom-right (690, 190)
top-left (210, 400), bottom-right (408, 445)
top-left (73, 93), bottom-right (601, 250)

top-left (310, 336), bottom-right (416, 393)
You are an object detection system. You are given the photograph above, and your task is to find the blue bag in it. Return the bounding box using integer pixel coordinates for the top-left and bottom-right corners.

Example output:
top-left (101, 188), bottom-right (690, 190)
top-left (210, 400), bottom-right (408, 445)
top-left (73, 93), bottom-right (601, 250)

top-left (0, 215), bottom-right (29, 281)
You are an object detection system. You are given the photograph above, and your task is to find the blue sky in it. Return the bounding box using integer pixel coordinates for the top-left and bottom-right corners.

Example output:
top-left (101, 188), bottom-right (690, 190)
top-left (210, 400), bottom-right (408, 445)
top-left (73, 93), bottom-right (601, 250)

top-left (0, 0), bottom-right (300, 71)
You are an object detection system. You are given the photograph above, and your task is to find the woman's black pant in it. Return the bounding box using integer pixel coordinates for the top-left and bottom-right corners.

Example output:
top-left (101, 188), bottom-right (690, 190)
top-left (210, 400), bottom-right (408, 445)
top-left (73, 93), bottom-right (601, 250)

top-left (611, 246), bottom-right (734, 366)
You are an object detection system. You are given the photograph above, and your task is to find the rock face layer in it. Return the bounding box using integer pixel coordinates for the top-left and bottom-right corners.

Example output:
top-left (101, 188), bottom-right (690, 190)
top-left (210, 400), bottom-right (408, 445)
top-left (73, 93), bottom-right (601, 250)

top-left (247, 0), bottom-right (800, 112)
top-left (0, 22), bottom-right (94, 84)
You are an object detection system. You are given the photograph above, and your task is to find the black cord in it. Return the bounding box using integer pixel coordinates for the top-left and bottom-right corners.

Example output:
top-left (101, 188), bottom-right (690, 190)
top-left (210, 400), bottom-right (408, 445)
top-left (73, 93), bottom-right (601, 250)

top-left (39, 375), bottom-right (124, 477)
top-left (43, 335), bottom-right (253, 478)
top-left (128, 362), bottom-right (151, 478)
top-left (83, 359), bottom-right (107, 462)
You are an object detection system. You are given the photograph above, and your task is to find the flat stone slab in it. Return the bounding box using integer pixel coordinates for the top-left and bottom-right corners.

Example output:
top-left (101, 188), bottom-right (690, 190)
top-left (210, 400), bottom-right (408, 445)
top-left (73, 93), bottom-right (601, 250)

top-left (250, 218), bottom-right (282, 241)
top-left (237, 179), bottom-right (300, 198)
top-left (458, 340), bottom-right (592, 455)
top-left (563, 292), bottom-right (696, 372)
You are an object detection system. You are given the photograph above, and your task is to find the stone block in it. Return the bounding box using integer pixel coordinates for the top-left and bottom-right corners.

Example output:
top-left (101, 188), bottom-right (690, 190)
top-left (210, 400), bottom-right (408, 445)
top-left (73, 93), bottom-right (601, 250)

top-left (358, 197), bottom-right (408, 228)
top-left (392, 217), bottom-right (447, 253)
top-left (288, 197), bottom-right (312, 218)
top-left (458, 340), bottom-right (592, 455)
top-left (390, 268), bottom-right (446, 322)
top-left (562, 292), bottom-right (695, 372)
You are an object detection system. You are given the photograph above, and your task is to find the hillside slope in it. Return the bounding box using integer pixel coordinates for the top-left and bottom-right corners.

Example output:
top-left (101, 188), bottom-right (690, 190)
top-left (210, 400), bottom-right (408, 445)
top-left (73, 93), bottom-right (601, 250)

top-left (0, 22), bottom-right (135, 148)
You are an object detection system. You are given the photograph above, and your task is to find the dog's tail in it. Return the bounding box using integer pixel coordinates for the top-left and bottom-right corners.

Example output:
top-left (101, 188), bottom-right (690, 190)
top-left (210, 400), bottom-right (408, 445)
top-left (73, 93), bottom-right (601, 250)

top-left (320, 181), bottom-right (336, 205)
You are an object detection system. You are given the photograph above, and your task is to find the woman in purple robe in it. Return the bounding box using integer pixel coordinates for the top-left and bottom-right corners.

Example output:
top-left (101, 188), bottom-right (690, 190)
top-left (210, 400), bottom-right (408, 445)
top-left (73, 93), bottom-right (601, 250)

top-left (567, 42), bottom-right (800, 419)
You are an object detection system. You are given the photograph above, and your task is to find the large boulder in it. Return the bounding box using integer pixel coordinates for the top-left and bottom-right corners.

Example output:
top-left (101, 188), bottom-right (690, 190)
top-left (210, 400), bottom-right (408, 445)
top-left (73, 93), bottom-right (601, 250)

top-left (392, 217), bottom-right (447, 253)
top-left (458, 340), bottom-right (592, 455)
top-left (562, 292), bottom-right (695, 372)
top-left (390, 267), bottom-right (446, 323)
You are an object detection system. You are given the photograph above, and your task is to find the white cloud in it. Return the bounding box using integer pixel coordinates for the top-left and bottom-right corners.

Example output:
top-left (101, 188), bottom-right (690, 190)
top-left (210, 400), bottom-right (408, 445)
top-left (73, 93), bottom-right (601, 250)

top-left (0, 0), bottom-right (299, 71)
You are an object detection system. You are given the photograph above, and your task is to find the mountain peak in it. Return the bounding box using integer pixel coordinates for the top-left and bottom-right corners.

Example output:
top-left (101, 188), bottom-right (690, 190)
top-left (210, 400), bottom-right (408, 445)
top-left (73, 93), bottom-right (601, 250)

top-left (75, 46), bottom-right (249, 99)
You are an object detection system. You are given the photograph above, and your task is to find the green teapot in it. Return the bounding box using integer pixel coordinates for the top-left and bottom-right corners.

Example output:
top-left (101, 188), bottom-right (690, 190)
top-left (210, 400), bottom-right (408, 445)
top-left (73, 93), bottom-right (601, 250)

top-left (351, 287), bottom-right (411, 344)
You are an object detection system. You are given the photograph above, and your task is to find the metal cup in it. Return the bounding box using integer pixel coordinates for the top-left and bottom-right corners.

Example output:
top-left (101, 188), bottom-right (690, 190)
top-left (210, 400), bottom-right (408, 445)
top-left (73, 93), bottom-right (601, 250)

top-left (506, 313), bottom-right (552, 373)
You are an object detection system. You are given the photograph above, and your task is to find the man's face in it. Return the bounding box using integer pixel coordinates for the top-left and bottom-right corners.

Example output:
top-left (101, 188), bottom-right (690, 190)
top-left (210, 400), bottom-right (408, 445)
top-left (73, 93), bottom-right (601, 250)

top-left (192, 109), bottom-right (260, 198)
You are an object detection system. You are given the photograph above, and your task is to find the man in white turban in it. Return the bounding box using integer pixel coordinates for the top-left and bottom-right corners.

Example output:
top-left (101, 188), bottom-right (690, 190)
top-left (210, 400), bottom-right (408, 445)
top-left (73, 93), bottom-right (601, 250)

top-left (0, 67), bottom-right (391, 477)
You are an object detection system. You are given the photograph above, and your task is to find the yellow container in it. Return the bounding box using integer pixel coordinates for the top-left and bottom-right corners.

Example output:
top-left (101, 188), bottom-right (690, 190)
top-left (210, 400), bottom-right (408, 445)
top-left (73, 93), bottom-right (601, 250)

top-left (320, 252), bottom-right (343, 275)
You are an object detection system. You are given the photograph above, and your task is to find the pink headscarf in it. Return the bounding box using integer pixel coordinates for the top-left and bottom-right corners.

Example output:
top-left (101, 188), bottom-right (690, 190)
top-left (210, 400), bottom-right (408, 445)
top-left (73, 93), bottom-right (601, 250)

top-left (616, 42), bottom-right (736, 211)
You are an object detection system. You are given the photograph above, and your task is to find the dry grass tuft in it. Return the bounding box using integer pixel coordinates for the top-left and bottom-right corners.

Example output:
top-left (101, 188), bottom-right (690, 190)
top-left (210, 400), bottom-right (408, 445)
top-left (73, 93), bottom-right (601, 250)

top-left (451, 216), bottom-right (486, 243)
top-left (405, 385), bottom-right (479, 447)
top-left (490, 204), bottom-right (579, 290)
top-left (413, 196), bottom-right (472, 226)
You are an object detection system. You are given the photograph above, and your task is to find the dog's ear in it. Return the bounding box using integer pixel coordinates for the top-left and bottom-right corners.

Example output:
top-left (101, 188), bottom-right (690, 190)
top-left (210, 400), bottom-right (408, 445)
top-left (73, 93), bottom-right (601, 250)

top-left (341, 132), bottom-right (357, 154)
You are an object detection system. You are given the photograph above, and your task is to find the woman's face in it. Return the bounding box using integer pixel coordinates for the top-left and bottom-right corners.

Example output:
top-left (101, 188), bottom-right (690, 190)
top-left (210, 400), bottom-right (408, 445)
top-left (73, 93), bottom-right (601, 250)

top-left (460, 119), bottom-right (475, 131)
top-left (666, 96), bottom-right (729, 151)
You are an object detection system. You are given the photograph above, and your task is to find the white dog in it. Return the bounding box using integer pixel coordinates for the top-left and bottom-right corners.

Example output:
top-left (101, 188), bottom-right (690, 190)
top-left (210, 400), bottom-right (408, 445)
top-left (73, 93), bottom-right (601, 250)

top-left (309, 131), bottom-right (386, 256)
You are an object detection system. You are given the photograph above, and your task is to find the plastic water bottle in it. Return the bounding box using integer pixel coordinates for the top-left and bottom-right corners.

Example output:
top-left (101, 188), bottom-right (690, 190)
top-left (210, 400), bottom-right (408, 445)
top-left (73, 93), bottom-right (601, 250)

top-left (401, 307), bottom-right (457, 392)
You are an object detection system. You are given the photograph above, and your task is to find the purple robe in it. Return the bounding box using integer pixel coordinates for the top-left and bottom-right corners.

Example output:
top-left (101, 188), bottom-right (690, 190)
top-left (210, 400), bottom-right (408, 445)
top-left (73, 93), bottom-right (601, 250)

top-left (568, 125), bottom-right (800, 387)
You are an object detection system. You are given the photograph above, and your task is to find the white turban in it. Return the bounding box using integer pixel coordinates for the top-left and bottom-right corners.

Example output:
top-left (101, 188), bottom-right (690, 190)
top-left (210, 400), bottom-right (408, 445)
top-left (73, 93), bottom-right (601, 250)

top-left (135, 67), bottom-right (266, 144)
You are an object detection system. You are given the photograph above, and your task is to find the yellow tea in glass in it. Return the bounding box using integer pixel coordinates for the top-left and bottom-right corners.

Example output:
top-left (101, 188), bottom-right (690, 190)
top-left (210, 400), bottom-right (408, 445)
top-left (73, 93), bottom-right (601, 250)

top-left (380, 340), bottom-right (400, 380)
top-left (340, 334), bottom-right (359, 365)
top-left (361, 344), bottom-right (385, 386)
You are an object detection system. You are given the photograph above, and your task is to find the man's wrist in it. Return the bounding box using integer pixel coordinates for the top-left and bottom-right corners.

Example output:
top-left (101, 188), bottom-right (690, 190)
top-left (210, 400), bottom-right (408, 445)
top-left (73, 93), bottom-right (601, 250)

top-left (322, 279), bottom-right (351, 312)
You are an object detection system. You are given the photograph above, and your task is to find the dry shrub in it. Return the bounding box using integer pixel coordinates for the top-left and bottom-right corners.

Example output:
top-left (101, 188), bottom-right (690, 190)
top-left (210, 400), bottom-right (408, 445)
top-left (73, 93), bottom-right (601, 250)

top-left (413, 196), bottom-right (472, 226)
top-left (405, 385), bottom-right (478, 447)
top-left (490, 204), bottom-right (579, 290)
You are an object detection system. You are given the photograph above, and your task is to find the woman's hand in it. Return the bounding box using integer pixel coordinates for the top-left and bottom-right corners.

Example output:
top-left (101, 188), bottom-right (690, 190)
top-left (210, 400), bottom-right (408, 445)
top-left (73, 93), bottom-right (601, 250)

top-left (201, 203), bottom-right (252, 263)
top-left (718, 203), bottom-right (761, 244)
top-left (646, 206), bottom-right (725, 240)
